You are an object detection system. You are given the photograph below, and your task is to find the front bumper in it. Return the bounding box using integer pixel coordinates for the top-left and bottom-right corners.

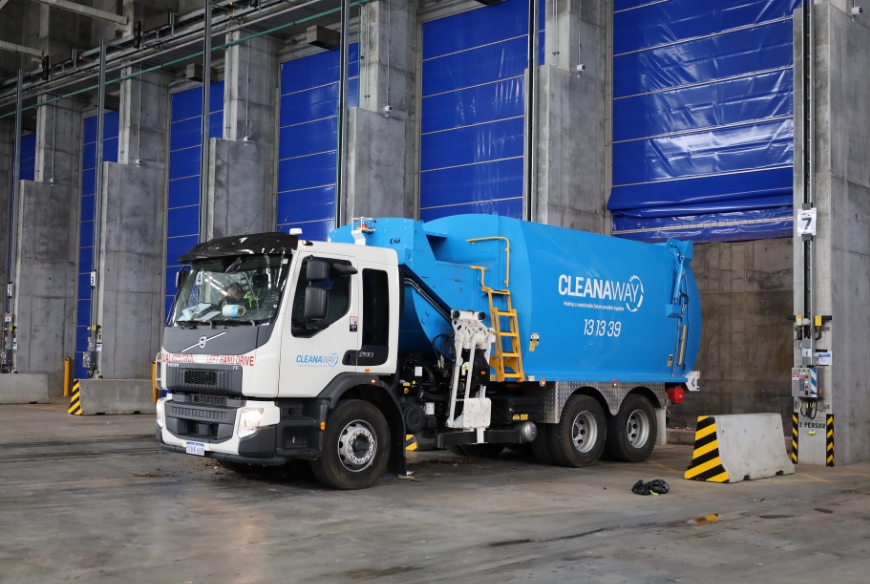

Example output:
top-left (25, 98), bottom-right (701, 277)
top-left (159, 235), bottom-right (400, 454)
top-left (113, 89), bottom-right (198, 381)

top-left (156, 396), bottom-right (327, 464)
top-left (157, 424), bottom-right (287, 466)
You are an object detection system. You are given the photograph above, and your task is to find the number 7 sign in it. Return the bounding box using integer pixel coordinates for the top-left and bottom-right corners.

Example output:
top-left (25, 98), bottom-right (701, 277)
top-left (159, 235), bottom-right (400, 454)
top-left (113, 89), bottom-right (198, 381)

top-left (797, 208), bottom-right (817, 237)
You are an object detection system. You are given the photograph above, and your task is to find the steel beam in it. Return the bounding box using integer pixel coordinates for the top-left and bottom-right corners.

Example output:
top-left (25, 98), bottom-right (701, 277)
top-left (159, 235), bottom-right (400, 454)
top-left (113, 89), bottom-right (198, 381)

top-left (6, 70), bottom-right (23, 372)
top-left (0, 40), bottom-right (43, 60)
top-left (88, 39), bottom-right (106, 377)
top-left (29, 0), bottom-right (127, 25)
top-left (198, 0), bottom-right (212, 243)
top-left (335, 0), bottom-right (350, 228)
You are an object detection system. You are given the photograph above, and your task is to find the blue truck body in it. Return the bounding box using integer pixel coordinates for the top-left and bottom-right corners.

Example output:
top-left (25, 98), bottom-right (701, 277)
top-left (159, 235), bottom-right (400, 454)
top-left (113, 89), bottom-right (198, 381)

top-left (331, 214), bottom-right (700, 384)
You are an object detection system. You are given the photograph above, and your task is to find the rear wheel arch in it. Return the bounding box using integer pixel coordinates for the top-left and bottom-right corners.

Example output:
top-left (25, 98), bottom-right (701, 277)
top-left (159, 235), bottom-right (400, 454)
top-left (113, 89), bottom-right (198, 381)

top-left (625, 386), bottom-right (665, 411)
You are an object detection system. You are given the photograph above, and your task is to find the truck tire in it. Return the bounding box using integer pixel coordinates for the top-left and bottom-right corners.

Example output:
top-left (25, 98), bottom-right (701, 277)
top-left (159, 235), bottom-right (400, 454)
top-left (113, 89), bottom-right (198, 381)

top-left (548, 394), bottom-right (607, 467)
top-left (463, 443), bottom-right (505, 458)
top-left (605, 394), bottom-right (657, 463)
top-left (446, 444), bottom-right (469, 456)
top-left (530, 423), bottom-right (557, 465)
top-left (310, 399), bottom-right (391, 490)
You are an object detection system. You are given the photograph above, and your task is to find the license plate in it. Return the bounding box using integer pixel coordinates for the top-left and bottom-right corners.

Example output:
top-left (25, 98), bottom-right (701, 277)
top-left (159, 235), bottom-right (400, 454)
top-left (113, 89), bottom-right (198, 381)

top-left (185, 441), bottom-right (205, 456)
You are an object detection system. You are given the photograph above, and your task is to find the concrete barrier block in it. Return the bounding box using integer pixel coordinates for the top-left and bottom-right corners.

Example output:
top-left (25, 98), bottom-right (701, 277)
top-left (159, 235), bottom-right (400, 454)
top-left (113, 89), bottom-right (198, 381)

top-left (685, 414), bottom-right (794, 483)
top-left (0, 374), bottom-right (50, 404)
top-left (74, 379), bottom-right (154, 415)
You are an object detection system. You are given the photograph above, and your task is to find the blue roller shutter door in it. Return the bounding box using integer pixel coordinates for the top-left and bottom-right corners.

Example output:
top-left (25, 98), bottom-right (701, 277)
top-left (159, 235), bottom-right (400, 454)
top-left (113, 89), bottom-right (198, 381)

top-left (277, 45), bottom-right (358, 241)
top-left (17, 133), bottom-right (36, 181)
top-left (420, 0), bottom-right (543, 221)
top-left (609, 0), bottom-right (802, 243)
top-left (75, 113), bottom-right (120, 379)
top-left (165, 83), bottom-right (224, 319)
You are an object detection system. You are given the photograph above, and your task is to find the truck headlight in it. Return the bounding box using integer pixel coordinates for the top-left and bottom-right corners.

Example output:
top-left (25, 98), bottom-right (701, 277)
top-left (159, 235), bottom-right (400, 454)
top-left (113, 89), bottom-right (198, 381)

top-left (155, 397), bottom-right (167, 429)
top-left (238, 408), bottom-right (264, 438)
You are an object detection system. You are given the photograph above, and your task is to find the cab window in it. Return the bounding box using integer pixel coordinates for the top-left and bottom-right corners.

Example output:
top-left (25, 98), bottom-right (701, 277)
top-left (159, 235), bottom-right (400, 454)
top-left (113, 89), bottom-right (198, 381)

top-left (291, 257), bottom-right (352, 337)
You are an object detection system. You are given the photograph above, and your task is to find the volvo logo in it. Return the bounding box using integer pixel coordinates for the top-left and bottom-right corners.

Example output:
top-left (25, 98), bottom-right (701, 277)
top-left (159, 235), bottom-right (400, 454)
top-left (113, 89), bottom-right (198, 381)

top-left (181, 332), bottom-right (227, 353)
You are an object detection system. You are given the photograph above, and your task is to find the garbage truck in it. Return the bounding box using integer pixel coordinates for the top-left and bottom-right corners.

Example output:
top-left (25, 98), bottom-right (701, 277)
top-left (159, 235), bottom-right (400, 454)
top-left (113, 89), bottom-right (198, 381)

top-left (155, 215), bottom-right (701, 489)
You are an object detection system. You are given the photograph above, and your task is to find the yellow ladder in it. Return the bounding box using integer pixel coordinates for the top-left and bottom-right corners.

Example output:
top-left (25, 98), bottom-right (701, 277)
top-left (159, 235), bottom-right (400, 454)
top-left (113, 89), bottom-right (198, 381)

top-left (468, 236), bottom-right (525, 383)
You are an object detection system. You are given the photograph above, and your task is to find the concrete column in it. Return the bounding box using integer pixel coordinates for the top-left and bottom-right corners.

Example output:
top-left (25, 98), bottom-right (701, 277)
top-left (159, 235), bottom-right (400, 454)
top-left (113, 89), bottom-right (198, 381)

top-left (10, 96), bottom-right (82, 395)
top-left (533, 0), bottom-right (607, 233)
top-left (345, 0), bottom-right (418, 222)
top-left (793, 2), bottom-right (870, 465)
top-left (207, 32), bottom-right (278, 239)
top-left (94, 68), bottom-right (171, 382)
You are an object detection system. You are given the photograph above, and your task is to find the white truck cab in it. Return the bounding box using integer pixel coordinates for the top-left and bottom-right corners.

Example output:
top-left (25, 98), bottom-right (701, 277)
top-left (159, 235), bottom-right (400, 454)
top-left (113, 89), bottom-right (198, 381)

top-left (157, 233), bottom-right (407, 489)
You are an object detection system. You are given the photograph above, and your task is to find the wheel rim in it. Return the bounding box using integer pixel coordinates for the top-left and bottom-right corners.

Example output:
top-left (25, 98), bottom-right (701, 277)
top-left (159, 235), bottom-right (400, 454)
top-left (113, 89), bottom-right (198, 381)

top-left (571, 411), bottom-right (598, 454)
top-left (337, 419), bottom-right (377, 472)
top-left (625, 409), bottom-right (650, 448)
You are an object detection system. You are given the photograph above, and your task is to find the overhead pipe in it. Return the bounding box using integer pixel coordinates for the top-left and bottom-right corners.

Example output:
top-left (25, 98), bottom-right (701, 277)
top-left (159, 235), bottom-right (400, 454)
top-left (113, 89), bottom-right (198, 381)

top-left (0, 0), bottom-right (363, 119)
top-left (0, 0), bottom-right (332, 104)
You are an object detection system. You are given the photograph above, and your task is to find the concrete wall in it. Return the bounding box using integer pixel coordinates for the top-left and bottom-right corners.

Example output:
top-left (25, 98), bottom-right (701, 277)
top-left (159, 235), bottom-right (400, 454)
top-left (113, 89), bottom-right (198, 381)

top-left (13, 179), bottom-right (78, 392)
top-left (672, 239), bottom-right (795, 430)
top-left (796, 2), bottom-right (870, 464)
top-left (208, 32), bottom-right (277, 238)
top-left (94, 68), bottom-right (171, 380)
top-left (533, 0), bottom-right (607, 233)
top-left (11, 98), bottom-right (82, 394)
top-left (345, 0), bottom-right (418, 222)
top-left (97, 163), bottom-right (164, 379)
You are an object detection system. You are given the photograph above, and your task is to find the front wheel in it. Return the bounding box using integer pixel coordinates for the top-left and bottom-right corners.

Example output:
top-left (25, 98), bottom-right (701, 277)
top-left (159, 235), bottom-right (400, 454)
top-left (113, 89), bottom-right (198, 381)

top-left (548, 394), bottom-right (607, 467)
top-left (604, 394), bottom-right (657, 462)
top-left (310, 399), bottom-right (391, 490)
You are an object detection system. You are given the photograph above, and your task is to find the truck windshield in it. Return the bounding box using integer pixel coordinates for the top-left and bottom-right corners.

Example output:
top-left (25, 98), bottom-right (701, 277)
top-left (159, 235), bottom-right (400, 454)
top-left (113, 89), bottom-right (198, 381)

top-left (171, 255), bottom-right (290, 325)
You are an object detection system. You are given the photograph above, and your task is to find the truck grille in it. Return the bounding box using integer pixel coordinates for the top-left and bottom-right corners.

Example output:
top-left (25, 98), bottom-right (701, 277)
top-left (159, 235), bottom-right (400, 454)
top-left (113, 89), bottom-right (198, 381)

top-left (167, 367), bottom-right (240, 394)
top-left (190, 394), bottom-right (228, 407)
top-left (185, 369), bottom-right (216, 386)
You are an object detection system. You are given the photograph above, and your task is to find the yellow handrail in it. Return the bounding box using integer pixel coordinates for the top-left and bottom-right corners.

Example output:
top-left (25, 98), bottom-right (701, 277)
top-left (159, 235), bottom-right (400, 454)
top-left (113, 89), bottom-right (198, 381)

top-left (151, 361), bottom-right (158, 404)
top-left (467, 236), bottom-right (510, 287)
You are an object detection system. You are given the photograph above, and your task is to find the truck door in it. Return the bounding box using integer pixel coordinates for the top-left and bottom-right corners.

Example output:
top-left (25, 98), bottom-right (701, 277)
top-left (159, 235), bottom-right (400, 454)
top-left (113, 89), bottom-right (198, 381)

top-left (280, 254), bottom-right (360, 395)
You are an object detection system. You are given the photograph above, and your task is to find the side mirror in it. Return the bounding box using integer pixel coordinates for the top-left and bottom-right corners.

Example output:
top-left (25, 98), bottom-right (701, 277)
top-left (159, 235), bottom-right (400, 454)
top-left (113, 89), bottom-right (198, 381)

top-left (304, 287), bottom-right (328, 320)
top-left (175, 268), bottom-right (189, 290)
top-left (306, 260), bottom-right (330, 281)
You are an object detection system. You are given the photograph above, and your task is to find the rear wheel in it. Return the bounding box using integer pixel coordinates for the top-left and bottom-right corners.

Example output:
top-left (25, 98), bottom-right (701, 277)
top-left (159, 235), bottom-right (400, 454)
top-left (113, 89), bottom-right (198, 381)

top-left (463, 443), bottom-right (505, 458)
top-left (310, 399), bottom-right (391, 490)
top-left (605, 394), bottom-right (657, 462)
top-left (530, 423), bottom-right (558, 465)
top-left (549, 394), bottom-right (607, 467)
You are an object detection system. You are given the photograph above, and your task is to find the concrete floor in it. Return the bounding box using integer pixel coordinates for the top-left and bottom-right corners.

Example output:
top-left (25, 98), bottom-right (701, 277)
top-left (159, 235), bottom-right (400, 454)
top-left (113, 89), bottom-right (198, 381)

top-left (1, 402), bottom-right (869, 584)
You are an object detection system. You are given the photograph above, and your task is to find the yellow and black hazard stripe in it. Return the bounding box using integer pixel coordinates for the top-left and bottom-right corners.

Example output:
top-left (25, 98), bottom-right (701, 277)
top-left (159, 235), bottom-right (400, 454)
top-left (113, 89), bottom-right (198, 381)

top-left (791, 413), bottom-right (799, 463)
top-left (684, 416), bottom-right (730, 483)
top-left (405, 434), bottom-right (418, 451)
top-left (826, 414), bottom-right (834, 467)
top-left (68, 380), bottom-right (82, 415)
